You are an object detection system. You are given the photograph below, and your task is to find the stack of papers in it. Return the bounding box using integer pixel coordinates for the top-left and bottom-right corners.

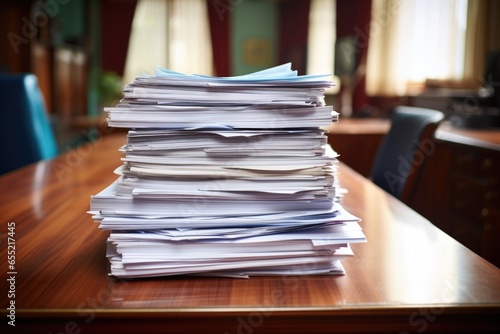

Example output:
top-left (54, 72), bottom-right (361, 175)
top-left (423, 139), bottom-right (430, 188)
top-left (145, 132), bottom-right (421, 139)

top-left (89, 63), bottom-right (366, 278)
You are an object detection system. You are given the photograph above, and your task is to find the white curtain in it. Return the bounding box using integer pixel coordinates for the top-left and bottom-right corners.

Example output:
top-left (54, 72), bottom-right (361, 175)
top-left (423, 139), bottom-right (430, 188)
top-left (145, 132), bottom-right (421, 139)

top-left (307, 0), bottom-right (340, 98)
top-left (366, 0), bottom-right (468, 96)
top-left (307, 0), bottom-right (336, 76)
top-left (123, 0), bottom-right (213, 84)
top-left (123, 0), bottom-right (168, 84)
top-left (168, 0), bottom-right (214, 75)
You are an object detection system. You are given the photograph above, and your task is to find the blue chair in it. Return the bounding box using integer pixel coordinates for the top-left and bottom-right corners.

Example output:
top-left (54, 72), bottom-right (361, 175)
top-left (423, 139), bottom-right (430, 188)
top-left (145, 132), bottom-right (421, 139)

top-left (0, 73), bottom-right (58, 175)
top-left (370, 106), bottom-right (444, 201)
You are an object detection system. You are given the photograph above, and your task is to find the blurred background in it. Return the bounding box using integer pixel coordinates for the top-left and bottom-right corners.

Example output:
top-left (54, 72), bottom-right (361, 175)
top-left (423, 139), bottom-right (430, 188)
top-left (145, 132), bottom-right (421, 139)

top-left (1, 0), bottom-right (499, 266)
top-left (1, 0), bottom-right (499, 150)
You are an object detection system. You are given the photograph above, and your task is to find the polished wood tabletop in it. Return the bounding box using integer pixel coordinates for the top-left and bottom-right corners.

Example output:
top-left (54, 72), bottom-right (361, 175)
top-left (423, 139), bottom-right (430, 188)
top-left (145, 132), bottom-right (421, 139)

top-left (435, 122), bottom-right (500, 151)
top-left (323, 117), bottom-right (500, 150)
top-left (1, 132), bottom-right (499, 333)
top-left (322, 118), bottom-right (391, 135)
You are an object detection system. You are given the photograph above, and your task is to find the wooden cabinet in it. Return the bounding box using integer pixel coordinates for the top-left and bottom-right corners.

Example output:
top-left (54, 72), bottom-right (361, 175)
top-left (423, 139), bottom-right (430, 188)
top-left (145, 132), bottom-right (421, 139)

top-left (446, 142), bottom-right (500, 264)
top-left (31, 42), bottom-right (53, 112)
top-left (30, 43), bottom-right (90, 150)
top-left (53, 46), bottom-right (88, 120)
top-left (324, 119), bottom-right (390, 177)
top-left (413, 124), bottom-right (500, 267)
top-left (325, 119), bottom-right (500, 267)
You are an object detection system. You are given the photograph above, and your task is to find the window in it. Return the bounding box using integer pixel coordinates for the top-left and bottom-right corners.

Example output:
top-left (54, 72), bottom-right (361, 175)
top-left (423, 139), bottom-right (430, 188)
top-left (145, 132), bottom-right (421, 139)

top-left (123, 0), bottom-right (213, 84)
top-left (366, 0), bottom-right (469, 96)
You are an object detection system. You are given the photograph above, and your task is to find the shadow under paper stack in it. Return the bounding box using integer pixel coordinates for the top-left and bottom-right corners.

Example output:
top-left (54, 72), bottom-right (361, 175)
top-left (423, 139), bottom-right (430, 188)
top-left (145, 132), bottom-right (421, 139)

top-left (89, 63), bottom-right (366, 278)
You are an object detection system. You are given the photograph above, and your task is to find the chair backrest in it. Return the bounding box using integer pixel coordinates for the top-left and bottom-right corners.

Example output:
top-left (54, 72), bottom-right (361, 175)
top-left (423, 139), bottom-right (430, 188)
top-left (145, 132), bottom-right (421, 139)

top-left (370, 106), bottom-right (444, 201)
top-left (0, 73), bottom-right (58, 175)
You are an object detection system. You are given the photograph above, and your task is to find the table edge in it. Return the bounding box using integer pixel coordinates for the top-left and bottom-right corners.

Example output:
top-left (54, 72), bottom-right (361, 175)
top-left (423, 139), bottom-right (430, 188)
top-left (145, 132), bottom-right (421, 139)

top-left (8, 303), bottom-right (500, 316)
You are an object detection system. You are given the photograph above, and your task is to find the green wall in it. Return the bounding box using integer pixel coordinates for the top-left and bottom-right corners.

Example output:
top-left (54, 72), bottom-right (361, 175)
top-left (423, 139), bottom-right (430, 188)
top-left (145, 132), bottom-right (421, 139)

top-left (231, 0), bottom-right (278, 75)
top-left (56, 0), bottom-right (85, 45)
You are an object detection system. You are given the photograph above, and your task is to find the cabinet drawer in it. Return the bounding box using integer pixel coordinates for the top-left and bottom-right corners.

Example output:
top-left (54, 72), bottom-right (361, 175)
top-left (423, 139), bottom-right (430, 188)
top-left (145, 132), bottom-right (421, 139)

top-left (450, 173), bottom-right (499, 224)
top-left (450, 146), bottom-right (500, 179)
top-left (448, 215), bottom-right (483, 253)
top-left (482, 207), bottom-right (500, 267)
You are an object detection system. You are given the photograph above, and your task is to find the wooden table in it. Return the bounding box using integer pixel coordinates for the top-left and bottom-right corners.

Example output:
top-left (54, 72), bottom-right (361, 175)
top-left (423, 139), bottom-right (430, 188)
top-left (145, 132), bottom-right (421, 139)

top-left (1, 133), bottom-right (499, 334)
top-left (323, 119), bottom-right (390, 177)
top-left (435, 122), bottom-right (500, 151)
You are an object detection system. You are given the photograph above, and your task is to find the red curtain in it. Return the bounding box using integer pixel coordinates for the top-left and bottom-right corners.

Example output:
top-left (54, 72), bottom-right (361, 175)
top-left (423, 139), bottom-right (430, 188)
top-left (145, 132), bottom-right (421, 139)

top-left (207, 0), bottom-right (231, 77)
top-left (278, 0), bottom-right (310, 75)
top-left (337, 0), bottom-right (372, 115)
top-left (100, 0), bottom-right (137, 77)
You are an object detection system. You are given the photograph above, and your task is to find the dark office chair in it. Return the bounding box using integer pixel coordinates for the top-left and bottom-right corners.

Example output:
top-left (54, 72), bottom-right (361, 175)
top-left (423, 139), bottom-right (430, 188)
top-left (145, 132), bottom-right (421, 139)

top-left (370, 106), bottom-right (444, 202)
top-left (0, 73), bottom-right (58, 175)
